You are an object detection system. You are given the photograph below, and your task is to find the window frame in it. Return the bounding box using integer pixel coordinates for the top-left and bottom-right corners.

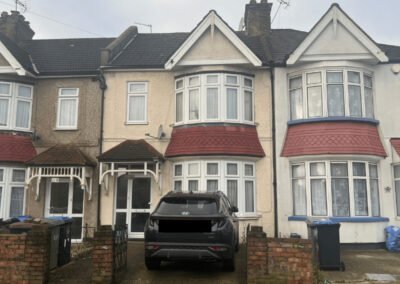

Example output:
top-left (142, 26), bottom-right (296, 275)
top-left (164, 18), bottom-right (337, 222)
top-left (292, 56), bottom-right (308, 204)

top-left (56, 87), bottom-right (79, 130)
top-left (291, 160), bottom-right (380, 218)
top-left (0, 167), bottom-right (26, 220)
top-left (172, 160), bottom-right (256, 216)
top-left (288, 68), bottom-right (374, 121)
top-left (175, 73), bottom-right (254, 125)
top-left (126, 82), bottom-right (148, 124)
top-left (0, 82), bottom-right (33, 131)
top-left (393, 164), bottom-right (400, 217)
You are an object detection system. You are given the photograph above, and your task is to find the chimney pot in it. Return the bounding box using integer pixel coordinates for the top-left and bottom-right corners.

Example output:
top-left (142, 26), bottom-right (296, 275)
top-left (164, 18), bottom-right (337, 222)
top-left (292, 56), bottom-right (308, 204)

top-left (0, 10), bottom-right (34, 45)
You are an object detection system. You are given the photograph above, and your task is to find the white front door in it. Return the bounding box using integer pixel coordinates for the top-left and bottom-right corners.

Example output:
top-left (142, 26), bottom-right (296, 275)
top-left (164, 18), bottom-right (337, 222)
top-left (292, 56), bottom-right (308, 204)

top-left (115, 175), bottom-right (151, 239)
top-left (45, 178), bottom-right (84, 240)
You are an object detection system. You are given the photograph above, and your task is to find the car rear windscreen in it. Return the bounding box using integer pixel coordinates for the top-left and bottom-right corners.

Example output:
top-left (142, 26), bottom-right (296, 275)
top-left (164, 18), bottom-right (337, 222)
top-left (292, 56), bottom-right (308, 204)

top-left (156, 197), bottom-right (218, 215)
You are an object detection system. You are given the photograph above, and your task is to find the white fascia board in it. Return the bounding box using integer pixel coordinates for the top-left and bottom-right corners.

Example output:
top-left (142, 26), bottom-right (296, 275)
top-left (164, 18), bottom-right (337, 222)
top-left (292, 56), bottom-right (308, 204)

top-left (164, 11), bottom-right (262, 70)
top-left (287, 6), bottom-right (388, 65)
top-left (0, 41), bottom-right (26, 76)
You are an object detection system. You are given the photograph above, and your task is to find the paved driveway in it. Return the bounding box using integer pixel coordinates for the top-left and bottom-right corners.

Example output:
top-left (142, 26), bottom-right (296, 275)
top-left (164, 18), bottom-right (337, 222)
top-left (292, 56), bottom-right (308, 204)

top-left (120, 241), bottom-right (246, 284)
top-left (49, 241), bottom-right (246, 284)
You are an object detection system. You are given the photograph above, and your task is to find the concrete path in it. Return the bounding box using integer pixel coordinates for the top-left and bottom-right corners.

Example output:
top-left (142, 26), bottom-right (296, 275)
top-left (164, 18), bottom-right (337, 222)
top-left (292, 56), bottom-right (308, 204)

top-left (322, 249), bottom-right (400, 283)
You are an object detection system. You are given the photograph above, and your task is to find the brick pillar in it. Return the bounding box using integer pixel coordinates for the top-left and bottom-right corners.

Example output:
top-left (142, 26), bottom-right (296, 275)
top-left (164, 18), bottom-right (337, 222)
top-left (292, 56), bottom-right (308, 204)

top-left (247, 226), bottom-right (268, 284)
top-left (91, 225), bottom-right (114, 284)
top-left (24, 225), bottom-right (51, 284)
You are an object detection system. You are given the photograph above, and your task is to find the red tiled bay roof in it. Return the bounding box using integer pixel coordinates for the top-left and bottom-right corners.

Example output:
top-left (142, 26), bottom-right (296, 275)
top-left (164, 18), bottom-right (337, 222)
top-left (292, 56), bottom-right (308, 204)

top-left (0, 134), bottom-right (36, 163)
top-left (165, 126), bottom-right (265, 158)
top-left (281, 122), bottom-right (386, 157)
top-left (390, 139), bottom-right (400, 156)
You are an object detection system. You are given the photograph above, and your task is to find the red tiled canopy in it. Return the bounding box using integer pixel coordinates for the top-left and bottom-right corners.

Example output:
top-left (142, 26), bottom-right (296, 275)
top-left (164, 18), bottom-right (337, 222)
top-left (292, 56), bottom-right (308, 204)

top-left (390, 138), bottom-right (400, 156)
top-left (281, 122), bottom-right (386, 157)
top-left (0, 134), bottom-right (36, 163)
top-left (165, 126), bottom-right (265, 158)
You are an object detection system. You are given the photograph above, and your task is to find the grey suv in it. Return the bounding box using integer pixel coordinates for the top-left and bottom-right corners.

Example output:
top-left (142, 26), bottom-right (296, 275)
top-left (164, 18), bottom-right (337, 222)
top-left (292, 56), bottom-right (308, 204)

top-left (144, 191), bottom-right (239, 271)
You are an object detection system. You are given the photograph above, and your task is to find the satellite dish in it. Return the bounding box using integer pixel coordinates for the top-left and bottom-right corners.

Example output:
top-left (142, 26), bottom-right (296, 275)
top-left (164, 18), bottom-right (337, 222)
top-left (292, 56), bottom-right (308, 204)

top-left (238, 17), bottom-right (245, 31)
top-left (391, 64), bottom-right (400, 74)
top-left (157, 125), bottom-right (166, 139)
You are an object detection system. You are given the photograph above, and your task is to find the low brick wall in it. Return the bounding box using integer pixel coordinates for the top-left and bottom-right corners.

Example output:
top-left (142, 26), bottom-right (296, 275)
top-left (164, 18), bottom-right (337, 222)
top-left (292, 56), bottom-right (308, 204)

top-left (247, 226), bottom-right (313, 284)
top-left (91, 225), bottom-right (114, 283)
top-left (0, 225), bottom-right (50, 284)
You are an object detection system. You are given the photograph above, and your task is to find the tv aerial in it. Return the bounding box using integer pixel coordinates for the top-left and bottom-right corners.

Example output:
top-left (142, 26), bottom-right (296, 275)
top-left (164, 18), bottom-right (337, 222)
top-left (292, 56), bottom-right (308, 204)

top-left (15, 0), bottom-right (28, 13)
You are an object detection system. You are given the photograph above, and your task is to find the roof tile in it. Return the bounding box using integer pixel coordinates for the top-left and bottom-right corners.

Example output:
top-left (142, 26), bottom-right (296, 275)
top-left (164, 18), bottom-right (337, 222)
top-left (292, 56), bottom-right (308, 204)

top-left (0, 134), bottom-right (36, 163)
top-left (27, 145), bottom-right (96, 166)
top-left (165, 126), bottom-right (265, 158)
top-left (281, 122), bottom-right (386, 157)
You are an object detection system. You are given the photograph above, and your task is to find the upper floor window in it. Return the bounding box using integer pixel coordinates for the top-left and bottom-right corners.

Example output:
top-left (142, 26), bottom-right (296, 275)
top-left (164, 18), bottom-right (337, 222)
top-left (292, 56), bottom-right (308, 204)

top-left (57, 88), bottom-right (79, 129)
top-left (0, 82), bottom-right (33, 131)
top-left (289, 69), bottom-right (374, 121)
top-left (173, 160), bottom-right (256, 216)
top-left (127, 82), bottom-right (147, 124)
top-left (175, 73), bottom-right (254, 125)
top-left (292, 160), bottom-right (380, 217)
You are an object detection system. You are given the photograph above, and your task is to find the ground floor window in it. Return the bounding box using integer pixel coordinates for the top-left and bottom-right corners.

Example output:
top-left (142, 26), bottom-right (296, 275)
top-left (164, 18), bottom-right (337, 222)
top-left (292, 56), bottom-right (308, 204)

top-left (393, 164), bottom-right (400, 217)
top-left (173, 160), bottom-right (256, 215)
top-left (0, 166), bottom-right (26, 220)
top-left (46, 178), bottom-right (84, 240)
top-left (291, 160), bottom-right (380, 217)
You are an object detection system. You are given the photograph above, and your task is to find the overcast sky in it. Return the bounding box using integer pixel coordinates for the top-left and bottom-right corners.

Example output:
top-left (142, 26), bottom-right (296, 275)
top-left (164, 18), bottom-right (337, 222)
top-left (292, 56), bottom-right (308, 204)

top-left (0, 0), bottom-right (398, 45)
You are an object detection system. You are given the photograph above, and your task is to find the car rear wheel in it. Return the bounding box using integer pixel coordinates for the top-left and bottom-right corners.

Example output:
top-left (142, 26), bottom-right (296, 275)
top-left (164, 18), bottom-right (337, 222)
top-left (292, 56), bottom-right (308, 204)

top-left (145, 257), bottom-right (161, 270)
top-left (222, 256), bottom-right (235, 272)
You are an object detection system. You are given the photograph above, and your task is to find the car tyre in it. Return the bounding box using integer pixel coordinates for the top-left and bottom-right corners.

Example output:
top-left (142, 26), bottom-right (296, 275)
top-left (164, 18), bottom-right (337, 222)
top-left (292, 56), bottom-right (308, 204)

top-left (222, 256), bottom-right (235, 272)
top-left (145, 257), bottom-right (161, 270)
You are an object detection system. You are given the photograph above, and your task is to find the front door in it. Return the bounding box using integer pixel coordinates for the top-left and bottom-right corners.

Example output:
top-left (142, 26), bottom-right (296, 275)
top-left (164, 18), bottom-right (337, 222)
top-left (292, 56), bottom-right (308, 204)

top-left (115, 175), bottom-right (151, 238)
top-left (45, 178), bottom-right (84, 240)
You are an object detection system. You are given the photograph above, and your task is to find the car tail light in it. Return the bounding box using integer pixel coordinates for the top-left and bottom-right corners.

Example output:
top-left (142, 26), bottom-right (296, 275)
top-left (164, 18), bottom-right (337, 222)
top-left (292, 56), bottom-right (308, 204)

top-left (209, 246), bottom-right (228, 252)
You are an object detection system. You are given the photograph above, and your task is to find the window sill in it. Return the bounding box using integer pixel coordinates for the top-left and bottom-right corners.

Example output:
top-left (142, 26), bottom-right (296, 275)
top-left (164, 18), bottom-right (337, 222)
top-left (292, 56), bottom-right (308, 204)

top-left (288, 216), bottom-right (390, 223)
top-left (125, 122), bottom-right (148, 125)
top-left (288, 117), bottom-right (379, 126)
top-left (54, 128), bottom-right (78, 131)
top-left (237, 214), bottom-right (261, 220)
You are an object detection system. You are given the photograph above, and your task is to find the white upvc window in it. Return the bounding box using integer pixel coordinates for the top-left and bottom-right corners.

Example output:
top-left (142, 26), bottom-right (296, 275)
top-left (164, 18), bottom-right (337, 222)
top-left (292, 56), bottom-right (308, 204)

top-left (172, 160), bottom-right (256, 216)
top-left (0, 82), bottom-right (32, 131)
top-left (393, 164), bottom-right (400, 217)
top-left (57, 88), bottom-right (79, 129)
top-left (0, 167), bottom-right (26, 220)
top-left (175, 73), bottom-right (254, 125)
top-left (126, 82), bottom-right (147, 124)
top-left (289, 68), bottom-right (374, 121)
top-left (291, 160), bottom-right (380, 217)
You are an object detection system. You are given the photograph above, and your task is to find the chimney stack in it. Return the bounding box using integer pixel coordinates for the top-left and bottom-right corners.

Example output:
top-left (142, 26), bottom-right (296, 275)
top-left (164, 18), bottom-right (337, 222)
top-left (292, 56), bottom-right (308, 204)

top-left (244, 0), bottom-right (272, 37)
top-left (0, 11), bottom-right (34, 45)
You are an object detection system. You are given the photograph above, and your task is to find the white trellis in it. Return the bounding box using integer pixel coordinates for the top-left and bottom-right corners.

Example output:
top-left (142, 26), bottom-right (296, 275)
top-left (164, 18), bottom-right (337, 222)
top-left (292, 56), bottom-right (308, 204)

top-left (25, 166), bottom-right (93, 200)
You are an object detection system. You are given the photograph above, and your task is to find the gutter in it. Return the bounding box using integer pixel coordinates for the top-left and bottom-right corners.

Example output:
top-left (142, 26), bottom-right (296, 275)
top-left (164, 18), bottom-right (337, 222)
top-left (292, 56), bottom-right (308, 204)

top-left (269, 61), bottom-right (278, 238)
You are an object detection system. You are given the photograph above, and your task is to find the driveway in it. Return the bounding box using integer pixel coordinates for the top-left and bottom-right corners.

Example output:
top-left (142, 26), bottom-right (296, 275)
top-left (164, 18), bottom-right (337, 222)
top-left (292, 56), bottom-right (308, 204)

top-left (49, 241), bottom-right (246, 284)
top-left (120, 241), bottom-right (246, 284)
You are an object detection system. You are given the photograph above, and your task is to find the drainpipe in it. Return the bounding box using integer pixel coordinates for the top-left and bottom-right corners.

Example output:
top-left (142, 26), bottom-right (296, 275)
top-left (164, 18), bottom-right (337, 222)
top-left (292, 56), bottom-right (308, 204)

top-left (95, 69), bottom-right (107, 228)
top-left (269, 62), bottom-right (278, 238)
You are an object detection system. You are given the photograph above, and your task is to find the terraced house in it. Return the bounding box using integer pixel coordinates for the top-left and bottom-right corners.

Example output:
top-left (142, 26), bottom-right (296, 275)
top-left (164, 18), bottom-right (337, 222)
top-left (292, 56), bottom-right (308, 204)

top-left (0, 0), bottom-right (399, 246)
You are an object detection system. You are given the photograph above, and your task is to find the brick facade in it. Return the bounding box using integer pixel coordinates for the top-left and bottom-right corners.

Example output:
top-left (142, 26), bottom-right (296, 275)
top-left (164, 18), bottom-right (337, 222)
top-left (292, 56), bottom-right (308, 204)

top-left (247, 226), bottom-right (314, 284)
top-left (91, 225), bottom-right (114, 284)
top-left (0, 225), bottom-right (50, 284)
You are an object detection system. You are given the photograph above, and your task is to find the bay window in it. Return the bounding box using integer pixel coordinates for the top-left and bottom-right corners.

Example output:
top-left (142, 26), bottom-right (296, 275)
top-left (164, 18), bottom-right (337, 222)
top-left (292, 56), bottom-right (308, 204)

top-left (57, 88), bottom-right (79, 129)
top-left (0, 82), bottom-right (33, 131)
top-left (289, 68), bottom-right (374, 120)
top-left (175, 73), bottom-right (254, 124)
top-left (393, 165), bottom-right (400, 217)
top-left (172, 160), bottom-right (256, 215)
top-left (0, 167), bottom-right (26, 220)
top-left (291, 161), bottom-right (380, 217)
